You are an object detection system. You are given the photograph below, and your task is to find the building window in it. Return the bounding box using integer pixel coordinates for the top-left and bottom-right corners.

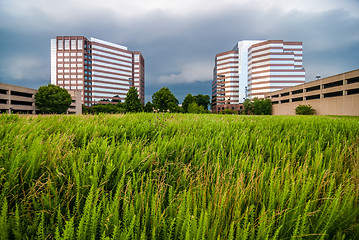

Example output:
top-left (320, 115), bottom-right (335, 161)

top-left (71, 40), bottom-right (76, 50)
top-left (77, 40), bottom-right (82, 50)
top-left (64, 40), bottom-right (69, 50)
top-left (57, 39), bottom-right (63, 50)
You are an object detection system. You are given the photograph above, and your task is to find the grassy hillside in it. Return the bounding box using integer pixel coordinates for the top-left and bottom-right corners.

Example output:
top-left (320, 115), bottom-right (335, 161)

top-left (0, 113), bottom-right (358, 239)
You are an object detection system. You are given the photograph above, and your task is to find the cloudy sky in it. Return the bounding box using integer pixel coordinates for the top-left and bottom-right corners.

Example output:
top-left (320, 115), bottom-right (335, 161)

top-left (1, 0), bottom-right (358, 103)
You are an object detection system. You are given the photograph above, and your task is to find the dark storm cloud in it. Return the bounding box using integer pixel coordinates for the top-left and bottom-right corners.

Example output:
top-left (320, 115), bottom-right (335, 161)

top-left (0, 0), bottom-right (358, 103)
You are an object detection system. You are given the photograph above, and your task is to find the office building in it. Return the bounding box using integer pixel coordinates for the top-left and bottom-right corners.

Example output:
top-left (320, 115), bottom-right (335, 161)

top-left (212, 40), bottom-right (263, 112)
top-left (212, 40), bottom-right (305, 113)
top-left (248, 40), bottom-right (305, 99)
top-left (51, 36), bottom-right (145, 106)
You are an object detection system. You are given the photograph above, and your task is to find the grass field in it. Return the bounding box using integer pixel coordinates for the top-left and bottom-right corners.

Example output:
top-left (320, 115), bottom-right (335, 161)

top-left (0, 113), bottom-right (358, 239)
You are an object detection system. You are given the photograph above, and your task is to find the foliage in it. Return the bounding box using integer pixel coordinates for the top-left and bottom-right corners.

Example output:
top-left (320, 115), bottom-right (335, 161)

top-left (111, 95), bottom-right (121, 102)
top-left (183, 94), bottom-right (210, 112)
top-left (124, 87), bottom-right (143, 112)
top-left (86, 103), bottom-right (125, 114)
top-left (0, 114), bottom-right (358, 239)
top-left (296, 104), bottom-right (316, 115)
top-left (35, 84), bottom-right (72, 114)
top-left (220, 109), bottom-right (236, 114)
top-left (144, 101), bottom-right (154, 112)
top-left (195, 94), bottom-right (210, 110)
top-left (243, 98), bottom-right (272, 115)
top-left (187, 102), bottom-right (209, 114)
top-left (243, 99), bottom-right (253, 115)
top-left (182, 94), bottom-right (196, 112)
top-left (152, 87), bottom-right (180, 112)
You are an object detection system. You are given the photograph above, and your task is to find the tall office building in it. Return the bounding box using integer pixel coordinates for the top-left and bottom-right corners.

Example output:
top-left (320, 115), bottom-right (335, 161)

top-left (212, 40), bottom-right (305, 112)
top-left (212, 40), bottom-right (264, 112)
top-left (247, 40), bottom-right (305, 99)
top-left (51, 36), bottom-right (145, 106)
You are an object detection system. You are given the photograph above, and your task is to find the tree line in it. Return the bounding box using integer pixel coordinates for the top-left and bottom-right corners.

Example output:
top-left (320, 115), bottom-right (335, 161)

top-left (35, 84), bottom-right (279, 115)
top-left (84, 87), bottom-right (211, 114)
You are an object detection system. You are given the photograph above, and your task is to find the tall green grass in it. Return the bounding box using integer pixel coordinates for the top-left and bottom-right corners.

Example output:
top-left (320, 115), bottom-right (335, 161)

top-left (0, 113), bottom-right (358, 239)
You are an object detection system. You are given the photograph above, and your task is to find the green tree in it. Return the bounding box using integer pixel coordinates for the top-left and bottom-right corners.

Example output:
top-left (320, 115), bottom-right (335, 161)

top-left (188, 102), bottom-right (208, 114)
top-left (182, 94), bottom-right (210, 113)
top-left (195, 94), bottom-right (210, 110)
top-left (144, 101), bottom-right (154, 112)
top-left (243, 98), bottom-right (271, 115)
top-left (220, 109), bottom-right (236, 114)
top-left (182, 94), bottom-right (196, 112)
top-left (111, 95), bottom-right (121, 102)
top-left (295, 105), bottom-right (315, 115)
top-left (152, 87), bottom-right (179, 112)
top-left (124, 87), bottom-right (143, 112)
top-left (243, 99), bottom-right (254, 115)
top-left (35, 84), bottom-right (72, 114)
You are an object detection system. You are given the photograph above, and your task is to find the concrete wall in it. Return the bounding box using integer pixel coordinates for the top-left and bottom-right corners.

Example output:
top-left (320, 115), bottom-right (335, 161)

top-left (0, 83), bottom-right (82, 115)
top-left (67, 90), bottom-right (82, 115)
top-left (0, 83), bottom-right (37, 114)
top-left (271, 94), bottom-right (359, 115)
top-left (266, 69), bottom-right (359, 116)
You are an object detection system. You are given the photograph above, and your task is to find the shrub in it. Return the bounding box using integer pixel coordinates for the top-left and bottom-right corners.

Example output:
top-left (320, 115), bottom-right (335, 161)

top-left (243, 98), bottom-right (272, 115)
top-left (220, 109), bottom-right (236, 114)
top-left (295, 105), bottom-right (315, 115)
